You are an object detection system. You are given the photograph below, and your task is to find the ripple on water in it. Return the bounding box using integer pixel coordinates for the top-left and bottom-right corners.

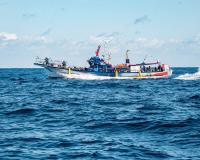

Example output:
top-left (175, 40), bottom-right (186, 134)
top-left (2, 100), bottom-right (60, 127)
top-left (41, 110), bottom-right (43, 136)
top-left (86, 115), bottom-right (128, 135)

top-left (5, 108), bottom-right (36, 116)
top-left (1, 68), bottom-right (200, 159)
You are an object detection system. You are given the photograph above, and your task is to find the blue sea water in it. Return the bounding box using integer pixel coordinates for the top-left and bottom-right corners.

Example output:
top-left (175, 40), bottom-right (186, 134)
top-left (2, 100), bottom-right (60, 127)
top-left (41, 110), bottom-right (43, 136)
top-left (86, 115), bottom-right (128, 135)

top-left (0, 67), bottom-right (200, 160)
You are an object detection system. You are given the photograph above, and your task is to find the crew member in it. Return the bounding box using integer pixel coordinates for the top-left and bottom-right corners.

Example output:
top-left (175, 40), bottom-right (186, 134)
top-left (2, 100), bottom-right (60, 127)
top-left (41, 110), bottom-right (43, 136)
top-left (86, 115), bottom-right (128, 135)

top-left (44, 57), bottom-right (49, 65)
top-left (62, 61), bottom-right (66, 67)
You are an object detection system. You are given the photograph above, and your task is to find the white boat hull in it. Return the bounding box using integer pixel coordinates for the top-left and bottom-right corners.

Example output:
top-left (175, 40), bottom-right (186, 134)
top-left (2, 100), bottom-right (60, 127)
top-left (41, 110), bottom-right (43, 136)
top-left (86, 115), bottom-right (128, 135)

top-left (43, 66), bottom-right (172, 79)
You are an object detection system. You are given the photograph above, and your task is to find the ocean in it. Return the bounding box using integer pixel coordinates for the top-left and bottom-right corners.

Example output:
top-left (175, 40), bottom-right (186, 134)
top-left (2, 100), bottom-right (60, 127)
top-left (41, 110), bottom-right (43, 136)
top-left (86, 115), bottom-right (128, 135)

top-left (0, 67), bottom-right (200, 159)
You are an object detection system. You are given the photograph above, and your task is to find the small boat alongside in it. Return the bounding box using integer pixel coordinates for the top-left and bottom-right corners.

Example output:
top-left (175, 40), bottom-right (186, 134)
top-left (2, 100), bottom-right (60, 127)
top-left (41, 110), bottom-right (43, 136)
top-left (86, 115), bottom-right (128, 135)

top-left (34, 45), bottom-right (172, 79)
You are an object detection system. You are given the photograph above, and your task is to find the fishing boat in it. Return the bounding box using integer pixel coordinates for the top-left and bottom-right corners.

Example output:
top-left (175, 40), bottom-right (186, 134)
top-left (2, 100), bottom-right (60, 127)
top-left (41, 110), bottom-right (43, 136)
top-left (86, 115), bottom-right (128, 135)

top-left (34, 45), bottom-right (172, 79)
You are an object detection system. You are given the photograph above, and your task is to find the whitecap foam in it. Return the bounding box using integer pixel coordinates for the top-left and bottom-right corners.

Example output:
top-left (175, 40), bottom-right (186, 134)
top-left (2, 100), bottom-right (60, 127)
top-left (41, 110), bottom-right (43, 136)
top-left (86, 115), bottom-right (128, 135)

top-left (64, 74), bottom-right (113, 80)
top-left (175, 68), bottom-right (200, 80)
top-left (63, 73), bottom-right (135, 80)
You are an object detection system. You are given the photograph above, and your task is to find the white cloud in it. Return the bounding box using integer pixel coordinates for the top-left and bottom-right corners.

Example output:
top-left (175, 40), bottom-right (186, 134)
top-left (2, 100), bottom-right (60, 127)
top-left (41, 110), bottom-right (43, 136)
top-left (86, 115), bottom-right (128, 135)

top-left (20, 35), bottom-right (52, 44)
top-left (132, 37), bottom-right (165, 49)
top-left (0, 32), bottom-right (18, 41)
top-left (193, 34), bottom-right (200, 45)
top-left (90, 35), bottom-right (113, 44)
top-left (134, 15), bottom-right (151, 24)
top-left (89, 33), bottom-right (119, 44)
top-left (167, 38), bottom-right (180, 44)
top-left (22, 13), bottom-right (37, 20)
top-left (41, 28), bottom-right (52, 36)
top-left (1, 31), bottom-right (200, 67)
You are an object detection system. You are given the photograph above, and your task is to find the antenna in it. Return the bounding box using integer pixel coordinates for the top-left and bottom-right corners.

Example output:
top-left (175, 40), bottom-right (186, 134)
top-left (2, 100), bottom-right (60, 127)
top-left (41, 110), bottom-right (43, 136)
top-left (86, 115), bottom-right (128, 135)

top-left (102, 41), bottom-right (112, 63)
top-left (107, 53), bottom-right (111, 62)
top-left (143, 55), bottom-right (148, 63)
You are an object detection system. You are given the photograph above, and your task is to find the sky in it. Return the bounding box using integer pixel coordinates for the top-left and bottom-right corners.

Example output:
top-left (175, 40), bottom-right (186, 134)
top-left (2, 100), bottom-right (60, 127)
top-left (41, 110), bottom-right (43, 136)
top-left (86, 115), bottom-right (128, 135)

top-left (0, 0), bottom-right (200, 67)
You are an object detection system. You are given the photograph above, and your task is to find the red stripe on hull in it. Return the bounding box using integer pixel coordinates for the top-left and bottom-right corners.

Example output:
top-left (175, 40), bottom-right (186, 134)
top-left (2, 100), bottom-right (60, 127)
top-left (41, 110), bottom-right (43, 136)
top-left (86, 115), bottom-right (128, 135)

top-left (151, 71), bottom-right (169, 77)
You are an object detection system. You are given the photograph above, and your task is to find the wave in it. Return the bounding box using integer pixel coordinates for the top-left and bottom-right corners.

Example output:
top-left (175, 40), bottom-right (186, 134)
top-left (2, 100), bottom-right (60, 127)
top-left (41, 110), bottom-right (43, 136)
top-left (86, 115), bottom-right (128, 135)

top-left (6, 108), bottom-right (35, 115)
top-left (175, 68), bottom-right (200, 80)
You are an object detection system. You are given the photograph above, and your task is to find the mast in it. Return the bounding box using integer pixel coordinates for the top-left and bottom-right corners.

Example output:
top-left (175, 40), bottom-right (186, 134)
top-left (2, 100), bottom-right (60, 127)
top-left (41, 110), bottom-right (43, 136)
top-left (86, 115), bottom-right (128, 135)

top-left (96, 45), bottom-right (101, 56)
top-left (125, 50), bottom-right (130, 64)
